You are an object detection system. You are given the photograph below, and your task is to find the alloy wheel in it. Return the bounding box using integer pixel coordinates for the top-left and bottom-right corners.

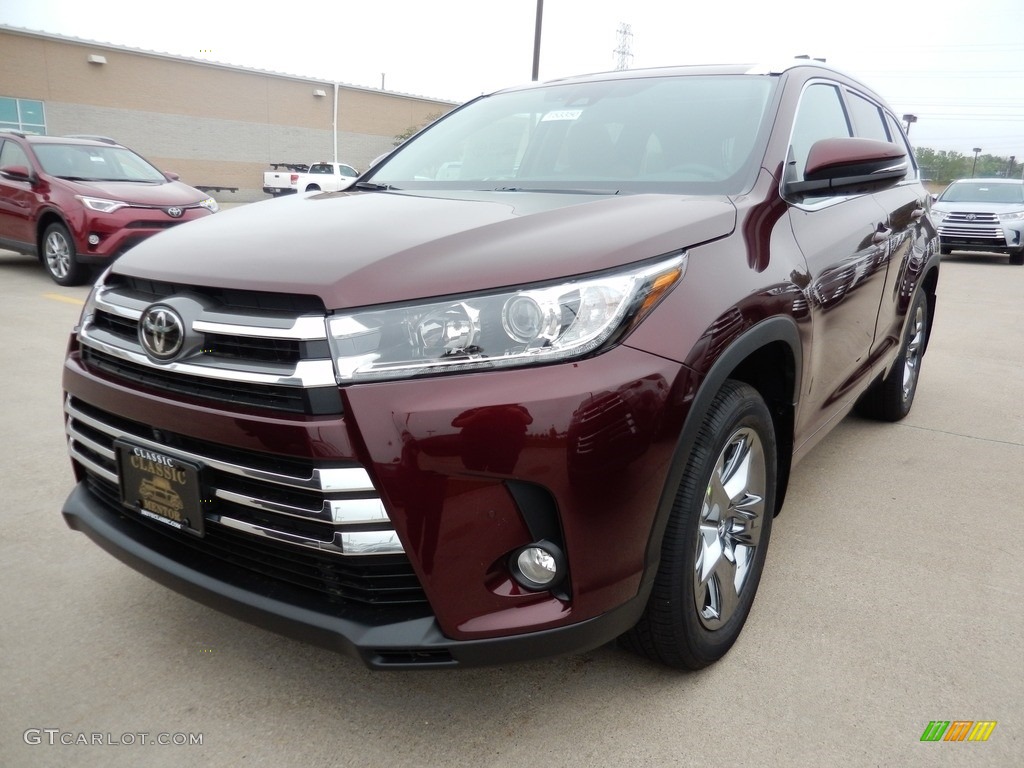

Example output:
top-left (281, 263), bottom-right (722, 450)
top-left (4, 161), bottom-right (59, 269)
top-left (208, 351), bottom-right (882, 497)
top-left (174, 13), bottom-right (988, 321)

top-left (902, 304), bottom-right (925, 402)
top-left (45, 230), bottom-right (72, 280)
top-left (694, 427), bottom-right (767, 630)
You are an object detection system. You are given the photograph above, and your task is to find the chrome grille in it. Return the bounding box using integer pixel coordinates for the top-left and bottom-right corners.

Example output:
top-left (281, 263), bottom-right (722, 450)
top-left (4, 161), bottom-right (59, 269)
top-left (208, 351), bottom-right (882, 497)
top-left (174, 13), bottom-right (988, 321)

top-left (938, 211), bottom-right (1004, 242)
top-left (65, 397), bottom-right (427, 606)
top-left (943, 211), bottom-right (999, 225)
top-left (78, 276), bottom-right (341, 415)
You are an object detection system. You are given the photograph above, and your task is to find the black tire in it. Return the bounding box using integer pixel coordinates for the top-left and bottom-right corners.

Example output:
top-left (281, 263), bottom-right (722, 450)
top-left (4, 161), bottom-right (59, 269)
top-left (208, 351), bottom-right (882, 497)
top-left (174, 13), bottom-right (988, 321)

top-left (304, 184), bottom-right (321, 192)
top-left (41, 222), bottom-right (89, 286)
top-left (621, 380), bottom-right (777, 669)
top-left (1010, 249), bottom-right (1024, 266)
top-left (939, 244), bottom-right (952, 256)
top-left (856, 289), bottom-right (928, 422)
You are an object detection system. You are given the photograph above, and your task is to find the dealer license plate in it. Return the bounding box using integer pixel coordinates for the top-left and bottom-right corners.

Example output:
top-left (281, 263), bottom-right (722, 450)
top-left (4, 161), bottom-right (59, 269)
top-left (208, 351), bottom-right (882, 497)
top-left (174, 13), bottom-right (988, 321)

top-left (116, 440), bottom-right (205, 537)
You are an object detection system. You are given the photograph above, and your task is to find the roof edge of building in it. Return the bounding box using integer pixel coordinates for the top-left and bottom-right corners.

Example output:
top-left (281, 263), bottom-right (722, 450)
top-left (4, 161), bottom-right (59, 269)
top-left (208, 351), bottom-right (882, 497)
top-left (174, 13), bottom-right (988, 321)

top-left (0, 23), bottom-right (460, 106)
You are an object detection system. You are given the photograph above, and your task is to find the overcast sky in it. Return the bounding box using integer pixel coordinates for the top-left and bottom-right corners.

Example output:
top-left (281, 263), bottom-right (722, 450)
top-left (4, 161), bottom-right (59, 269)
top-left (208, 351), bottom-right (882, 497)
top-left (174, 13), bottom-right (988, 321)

top-left (2, 0), bottom-right (1021, 157)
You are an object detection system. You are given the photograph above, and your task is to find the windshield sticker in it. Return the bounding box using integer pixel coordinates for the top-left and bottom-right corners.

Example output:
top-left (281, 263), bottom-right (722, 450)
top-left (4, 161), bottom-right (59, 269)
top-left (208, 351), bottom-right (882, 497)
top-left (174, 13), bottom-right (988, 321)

top-left (541, 109), bottom-right (583, 122)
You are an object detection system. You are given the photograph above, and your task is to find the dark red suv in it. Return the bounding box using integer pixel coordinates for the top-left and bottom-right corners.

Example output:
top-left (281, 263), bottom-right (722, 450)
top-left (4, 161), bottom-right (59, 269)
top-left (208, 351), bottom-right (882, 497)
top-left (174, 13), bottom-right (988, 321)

top-left (60, 61), bottom-right (940, 670)
top-left (0, 132), bottom-right (217, 285)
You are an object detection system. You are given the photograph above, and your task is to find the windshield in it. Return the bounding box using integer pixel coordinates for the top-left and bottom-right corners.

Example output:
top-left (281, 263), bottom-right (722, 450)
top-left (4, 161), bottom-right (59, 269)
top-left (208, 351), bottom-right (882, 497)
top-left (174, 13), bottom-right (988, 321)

top-left (369, 75), bottom-right (776, 195)
top-left (33, 143), bottom-right (168, 182)
top-left (939, 181), bottom-right (1024, 205)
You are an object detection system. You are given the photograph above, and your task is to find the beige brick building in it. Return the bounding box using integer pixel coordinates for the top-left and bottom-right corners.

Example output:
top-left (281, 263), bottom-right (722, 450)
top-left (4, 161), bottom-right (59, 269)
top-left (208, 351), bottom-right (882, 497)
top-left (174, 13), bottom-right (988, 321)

top-left (0, 25), bottom-right (457, 201)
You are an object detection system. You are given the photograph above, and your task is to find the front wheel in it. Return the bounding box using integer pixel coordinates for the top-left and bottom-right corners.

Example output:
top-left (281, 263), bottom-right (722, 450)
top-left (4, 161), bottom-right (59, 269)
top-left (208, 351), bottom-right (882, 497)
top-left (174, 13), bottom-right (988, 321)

top-left (856, 289), bottom-right (928, 421)
top-left (1010, 248), bottom-right (1024, 266)
top-left (621, 380), bottom-right (776, 669)
top-left (42, 222), bottom-right (89, 286)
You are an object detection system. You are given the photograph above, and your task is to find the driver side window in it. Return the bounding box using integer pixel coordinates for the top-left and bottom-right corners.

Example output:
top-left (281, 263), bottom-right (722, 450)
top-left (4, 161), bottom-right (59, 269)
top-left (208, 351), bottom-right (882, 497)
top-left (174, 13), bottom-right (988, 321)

top-left (789, 83), bottom-right (852, 182)
top-left (0, 139), bottom-right (30, 168)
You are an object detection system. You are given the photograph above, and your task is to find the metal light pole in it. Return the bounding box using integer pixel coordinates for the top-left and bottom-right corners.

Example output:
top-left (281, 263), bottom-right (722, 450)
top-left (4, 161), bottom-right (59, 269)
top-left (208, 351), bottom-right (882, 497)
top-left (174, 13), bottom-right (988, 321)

top-left (532, 0), bottom-right (543, 81)
top-left (971, 147), bottom-right (981, 178)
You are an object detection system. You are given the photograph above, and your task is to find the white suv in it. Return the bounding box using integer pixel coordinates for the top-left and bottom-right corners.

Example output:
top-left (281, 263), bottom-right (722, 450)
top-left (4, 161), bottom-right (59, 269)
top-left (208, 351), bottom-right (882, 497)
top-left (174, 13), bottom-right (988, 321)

top-left (932, 178), bottom-right (1024, 265)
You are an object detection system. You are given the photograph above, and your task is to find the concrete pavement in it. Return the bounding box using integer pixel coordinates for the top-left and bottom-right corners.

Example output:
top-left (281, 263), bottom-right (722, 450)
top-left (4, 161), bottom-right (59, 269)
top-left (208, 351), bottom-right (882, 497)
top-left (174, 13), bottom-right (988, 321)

top-left (1, 248), bottom-right (1020, 768)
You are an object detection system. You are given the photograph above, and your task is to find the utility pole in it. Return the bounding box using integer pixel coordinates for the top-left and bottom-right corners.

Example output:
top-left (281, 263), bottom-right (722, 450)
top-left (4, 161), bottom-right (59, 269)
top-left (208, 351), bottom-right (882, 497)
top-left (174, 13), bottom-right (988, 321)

top-left (532, 0), bottom-right (543, 81)
top-left (613, 23), bottom-right (634, 71)
top-left (972, 147), bottom-right (982, 178)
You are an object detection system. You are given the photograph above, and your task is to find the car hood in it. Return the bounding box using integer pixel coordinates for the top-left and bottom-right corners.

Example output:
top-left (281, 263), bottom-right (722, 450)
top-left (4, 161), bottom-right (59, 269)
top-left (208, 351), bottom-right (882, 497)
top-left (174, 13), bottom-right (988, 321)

top-left (57, 178), bottom-right (209, 206)
top-left (113, 189), bottom-right (737, 309)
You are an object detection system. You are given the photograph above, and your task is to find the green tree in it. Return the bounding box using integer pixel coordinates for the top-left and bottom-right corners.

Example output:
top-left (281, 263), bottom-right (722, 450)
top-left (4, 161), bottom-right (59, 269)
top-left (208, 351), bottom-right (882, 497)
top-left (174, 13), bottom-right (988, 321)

top-left (393, 111), bottom-right (446, 146)
top-left (915, 147), bottom-right (1019, 184)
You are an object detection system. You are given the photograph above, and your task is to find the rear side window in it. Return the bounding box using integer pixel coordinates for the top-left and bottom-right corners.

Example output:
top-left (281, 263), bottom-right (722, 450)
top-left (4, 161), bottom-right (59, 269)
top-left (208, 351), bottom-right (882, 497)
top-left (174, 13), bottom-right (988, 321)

top-left (884, 113), bottom-right (918, 173)
top-left (789, 83), bottom-right (851, 181)
top-left (846, 92), bottom-right (889, 142)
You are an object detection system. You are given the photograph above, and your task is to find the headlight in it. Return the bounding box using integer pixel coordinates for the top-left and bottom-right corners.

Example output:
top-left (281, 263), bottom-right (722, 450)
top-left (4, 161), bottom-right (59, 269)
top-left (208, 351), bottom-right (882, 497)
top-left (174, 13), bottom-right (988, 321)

top-left (198, 197), bottom-right (219, 213)
top-left (76, 195), bottom-right (127, 213)
top-left (998, 210), bottom-right (1024, 221)
top-left (78, 267), bottom-right (111, 329)
top-left (930, 209), bottom-right (947, 222)
top-left (327, 254), bottom-right (686, 382)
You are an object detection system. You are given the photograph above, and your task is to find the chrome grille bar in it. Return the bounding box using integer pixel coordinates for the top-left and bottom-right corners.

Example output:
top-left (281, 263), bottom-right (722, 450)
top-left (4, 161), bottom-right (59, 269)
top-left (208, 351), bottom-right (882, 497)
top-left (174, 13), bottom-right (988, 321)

top-left (65, 397), bottom-right (402, 556)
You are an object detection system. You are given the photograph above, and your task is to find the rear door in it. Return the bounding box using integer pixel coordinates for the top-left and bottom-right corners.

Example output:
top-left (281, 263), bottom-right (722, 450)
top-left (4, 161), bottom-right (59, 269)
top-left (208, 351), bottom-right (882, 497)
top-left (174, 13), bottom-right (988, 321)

top-left (785, 81), bottom-right (893, 445)
top-left (863, 105), bottom-right (932, 355)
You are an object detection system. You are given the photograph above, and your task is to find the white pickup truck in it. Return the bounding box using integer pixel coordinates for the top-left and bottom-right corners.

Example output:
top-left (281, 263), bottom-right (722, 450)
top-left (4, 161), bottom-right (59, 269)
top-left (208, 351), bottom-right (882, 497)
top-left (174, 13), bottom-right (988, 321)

top-left (292, 162), bottom-right (359, 193)
top-left (262, 163), bottom-right (309, 197)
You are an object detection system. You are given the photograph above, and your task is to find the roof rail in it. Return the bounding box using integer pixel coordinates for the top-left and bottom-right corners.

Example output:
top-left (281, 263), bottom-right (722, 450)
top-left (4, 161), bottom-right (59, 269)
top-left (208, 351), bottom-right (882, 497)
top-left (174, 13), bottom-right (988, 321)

top-left (64, 134), bottom-right (120, 145)
top-left (0, 129), bottom-right (28, 138)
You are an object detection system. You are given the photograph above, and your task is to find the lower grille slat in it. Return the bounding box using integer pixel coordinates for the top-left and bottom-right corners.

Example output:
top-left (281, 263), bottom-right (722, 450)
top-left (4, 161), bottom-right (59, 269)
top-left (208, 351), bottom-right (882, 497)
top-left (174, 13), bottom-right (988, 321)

top-left (68, 397), bottom-right (428, 607)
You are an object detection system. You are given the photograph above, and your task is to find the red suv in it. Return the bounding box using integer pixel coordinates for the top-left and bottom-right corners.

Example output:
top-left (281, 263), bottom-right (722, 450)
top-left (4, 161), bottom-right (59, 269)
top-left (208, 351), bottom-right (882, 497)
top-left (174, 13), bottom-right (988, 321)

top-left (61, 61), bottom-right (940, 670)
top-left (0, 132), bottom-right (218, 285)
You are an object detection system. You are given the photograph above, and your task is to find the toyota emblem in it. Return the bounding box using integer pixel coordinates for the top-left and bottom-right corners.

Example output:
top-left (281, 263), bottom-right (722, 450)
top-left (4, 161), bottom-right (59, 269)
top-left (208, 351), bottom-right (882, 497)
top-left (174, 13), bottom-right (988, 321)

top-left (166, 206), bottom-right (184, 218)
top-left (965, 213), bottom-right (976, 221)
top-left (139, 306), bottom-right (185, 360)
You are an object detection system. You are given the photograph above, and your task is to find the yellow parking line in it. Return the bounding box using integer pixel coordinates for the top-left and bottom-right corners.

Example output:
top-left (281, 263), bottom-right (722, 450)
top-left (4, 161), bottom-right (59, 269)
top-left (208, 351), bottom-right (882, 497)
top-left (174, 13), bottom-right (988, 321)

top-left (44, 293), bottom-right (85, 306)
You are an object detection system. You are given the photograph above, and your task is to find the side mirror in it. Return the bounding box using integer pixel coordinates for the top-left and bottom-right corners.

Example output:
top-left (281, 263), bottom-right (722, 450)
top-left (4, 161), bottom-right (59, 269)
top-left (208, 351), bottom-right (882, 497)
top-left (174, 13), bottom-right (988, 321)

top-left (0, 164), bottom-right (34, 183)
top-left (783, 137), bottom-right (908, 197)
top-left (164, 171), bottom-right (181, 181)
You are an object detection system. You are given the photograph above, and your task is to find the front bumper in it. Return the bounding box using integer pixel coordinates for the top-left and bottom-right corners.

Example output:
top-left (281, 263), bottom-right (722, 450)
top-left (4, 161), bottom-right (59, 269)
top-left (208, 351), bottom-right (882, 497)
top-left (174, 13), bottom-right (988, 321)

top-left (937, 221), bottom-right (1024, 254)
top-left (70, 207), bottom-right (213, 262)
top-left (62, 341), bottom-right (690, 667)
top-left (62, 480), bottom-right (647, 669)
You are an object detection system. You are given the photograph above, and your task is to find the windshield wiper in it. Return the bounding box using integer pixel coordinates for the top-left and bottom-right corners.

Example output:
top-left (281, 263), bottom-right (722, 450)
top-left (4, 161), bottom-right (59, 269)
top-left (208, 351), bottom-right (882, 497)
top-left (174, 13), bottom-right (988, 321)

top-left (492, 186), bottom-right (619, 195)
top-left (353, 181), bottom-right (399, 191)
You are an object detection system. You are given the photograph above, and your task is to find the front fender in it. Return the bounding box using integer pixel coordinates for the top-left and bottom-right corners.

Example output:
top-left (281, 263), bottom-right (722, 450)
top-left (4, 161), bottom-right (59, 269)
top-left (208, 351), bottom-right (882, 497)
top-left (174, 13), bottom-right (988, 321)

top-left (637, 315), bottom-right (802, 594)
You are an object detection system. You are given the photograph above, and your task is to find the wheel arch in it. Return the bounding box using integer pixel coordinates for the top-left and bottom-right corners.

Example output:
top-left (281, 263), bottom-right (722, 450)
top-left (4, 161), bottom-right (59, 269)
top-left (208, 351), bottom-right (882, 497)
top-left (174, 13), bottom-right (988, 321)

top-left (35, 209), bottom-right (71, 260)
top-left (639, 316), bottom-right (802, 597)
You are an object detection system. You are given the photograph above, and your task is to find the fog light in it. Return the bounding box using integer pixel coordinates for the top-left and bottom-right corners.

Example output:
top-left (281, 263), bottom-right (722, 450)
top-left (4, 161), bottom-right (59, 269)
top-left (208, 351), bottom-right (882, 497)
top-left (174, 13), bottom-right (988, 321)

top-left (510, 541), bottom-right (566, 591)
top-left (87, 234), bottom-right (100, 246)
